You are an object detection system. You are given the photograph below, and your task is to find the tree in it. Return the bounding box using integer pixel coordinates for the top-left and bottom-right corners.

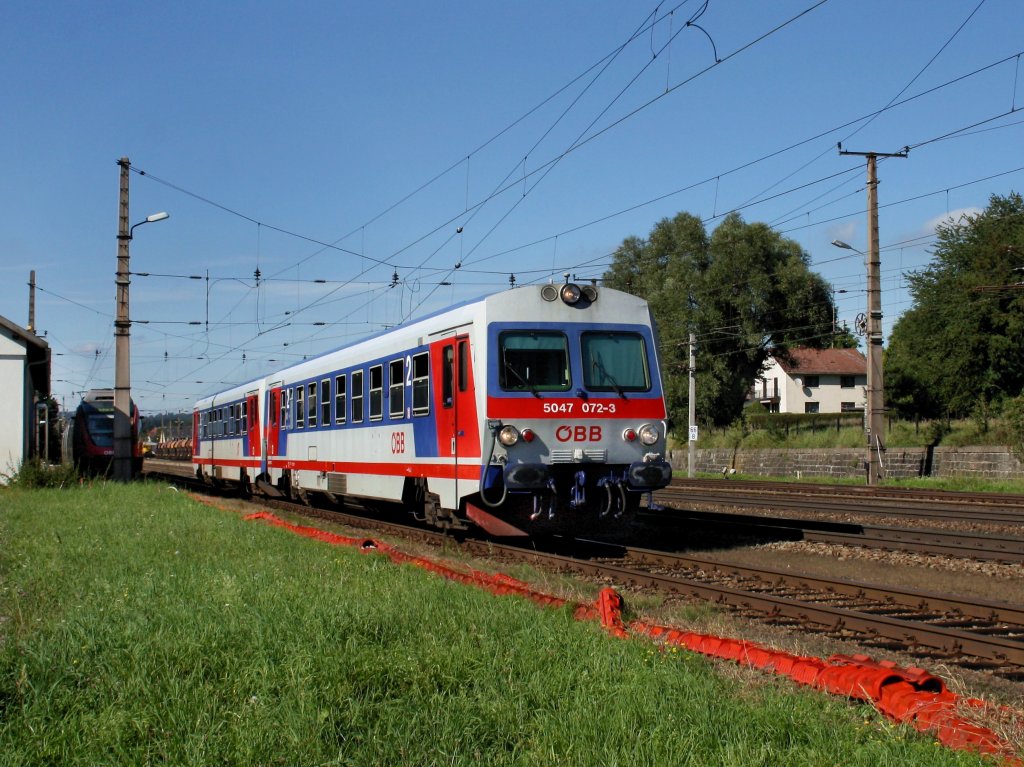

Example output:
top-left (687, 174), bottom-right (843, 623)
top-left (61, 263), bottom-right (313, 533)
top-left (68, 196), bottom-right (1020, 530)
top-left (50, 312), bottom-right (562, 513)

top-left (604, 211), bottom-right (838, 430)
top-left (886, 192), bottom-right (1024, 421)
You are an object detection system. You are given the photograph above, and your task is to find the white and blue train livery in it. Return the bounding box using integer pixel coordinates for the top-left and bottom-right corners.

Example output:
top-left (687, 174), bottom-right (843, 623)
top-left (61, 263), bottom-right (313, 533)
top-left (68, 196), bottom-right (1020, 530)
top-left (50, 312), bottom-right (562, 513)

top-left (193, 282), bottom-right (673, 536)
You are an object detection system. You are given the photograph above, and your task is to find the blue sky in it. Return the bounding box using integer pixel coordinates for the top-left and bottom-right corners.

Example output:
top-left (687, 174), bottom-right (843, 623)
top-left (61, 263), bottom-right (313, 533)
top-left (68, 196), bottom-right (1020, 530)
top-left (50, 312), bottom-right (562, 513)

top-left (2, 0), bottom-right (1021, 415)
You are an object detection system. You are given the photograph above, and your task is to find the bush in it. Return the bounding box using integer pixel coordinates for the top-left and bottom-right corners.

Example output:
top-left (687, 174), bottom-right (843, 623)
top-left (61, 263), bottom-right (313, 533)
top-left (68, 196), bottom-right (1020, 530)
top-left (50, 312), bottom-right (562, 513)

top-left (2, 458), bottom-right (80, 489)
top-left (1006, 395), bottom-right (1024, 462)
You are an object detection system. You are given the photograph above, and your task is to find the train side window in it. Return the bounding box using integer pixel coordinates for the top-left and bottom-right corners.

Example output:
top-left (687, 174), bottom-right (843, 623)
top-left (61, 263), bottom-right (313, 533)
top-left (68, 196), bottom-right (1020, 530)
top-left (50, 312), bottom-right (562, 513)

top-left (458, 340), bottom-right (468, 392)
top-left (335, 375), bottom-right (346, 424)
top-left (241, 401), bottom-right (247, 435)
top-left (351, 370), bottom-right (364, 423)
top-left (308, 383), bottom-right (318, 428)
top-left (320, 379), bottom-right (330, 426)
top-left (412, 352), bottom-right (429, 416)
top-left (442, 345), bottom-right (454, 407)
top-left (296, 386), bottom-right (305, 428)
top-left (389, 359), bottom-right (404, 419)
top-left (369, 365), bottom-right (383, 421)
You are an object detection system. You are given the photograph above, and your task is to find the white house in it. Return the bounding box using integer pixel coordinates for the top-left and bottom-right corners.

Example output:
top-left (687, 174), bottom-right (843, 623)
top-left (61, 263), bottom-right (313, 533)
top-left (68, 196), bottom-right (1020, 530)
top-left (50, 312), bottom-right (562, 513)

top-left (0, 314), bottom-right (50, 480)
top-left (753, 347), bottom-right (866, 414)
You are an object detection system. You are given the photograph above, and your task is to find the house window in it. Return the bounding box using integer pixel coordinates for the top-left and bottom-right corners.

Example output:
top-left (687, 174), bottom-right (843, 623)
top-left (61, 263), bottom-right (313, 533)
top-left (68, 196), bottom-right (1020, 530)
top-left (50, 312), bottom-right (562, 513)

top-left (803, 375), bottom-right (819, 388)
top-left (840, 375), bottom-right (855, 388)
top-left (804, 402), bottom-right (819, 414)
top-left (351, 371), bottom-right (364, 423)
top-left (412, 352), bottom-right (429, 416)
top-left (335, 375), bottom-right (346, 424)
top-left (389, 359), bottom-right (404, 418)
top-left (841, 402), bottom-right (859, 412)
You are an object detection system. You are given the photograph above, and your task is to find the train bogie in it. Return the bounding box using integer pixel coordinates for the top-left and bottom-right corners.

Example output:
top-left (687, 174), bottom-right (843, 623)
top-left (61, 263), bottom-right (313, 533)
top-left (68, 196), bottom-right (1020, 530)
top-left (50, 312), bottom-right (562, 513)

top-left (193, 284), bottom-right (673, 536)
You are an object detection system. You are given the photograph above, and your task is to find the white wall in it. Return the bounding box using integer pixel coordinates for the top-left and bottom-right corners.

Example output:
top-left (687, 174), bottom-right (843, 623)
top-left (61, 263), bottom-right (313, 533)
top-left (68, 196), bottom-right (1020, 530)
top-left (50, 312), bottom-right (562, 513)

top-left (0, 332), bottom-right (27, 481)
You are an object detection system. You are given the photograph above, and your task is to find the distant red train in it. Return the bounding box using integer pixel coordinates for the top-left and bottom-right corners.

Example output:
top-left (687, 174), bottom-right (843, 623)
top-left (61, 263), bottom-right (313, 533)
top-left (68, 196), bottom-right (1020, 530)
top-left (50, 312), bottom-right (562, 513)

top-left (63, 389), bottom-right (142, 476)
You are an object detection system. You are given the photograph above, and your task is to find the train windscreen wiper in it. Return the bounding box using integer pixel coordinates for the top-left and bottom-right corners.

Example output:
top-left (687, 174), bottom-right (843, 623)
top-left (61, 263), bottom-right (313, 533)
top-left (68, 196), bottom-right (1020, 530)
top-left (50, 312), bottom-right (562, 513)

top-left (592, 357), bottom-right (627, 399)
top-left (504, 361), bottom-right (541, 398)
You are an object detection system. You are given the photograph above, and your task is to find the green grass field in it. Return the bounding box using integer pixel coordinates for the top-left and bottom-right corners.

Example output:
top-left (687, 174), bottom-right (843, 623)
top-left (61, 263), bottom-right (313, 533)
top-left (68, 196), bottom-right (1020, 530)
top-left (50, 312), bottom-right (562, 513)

top-left (0, 483), bottom-right (991, 766)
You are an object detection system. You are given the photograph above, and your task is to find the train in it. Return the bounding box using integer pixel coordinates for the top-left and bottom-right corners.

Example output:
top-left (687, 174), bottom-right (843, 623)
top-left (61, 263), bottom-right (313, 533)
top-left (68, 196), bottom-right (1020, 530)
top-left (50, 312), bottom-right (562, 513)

top-left (192, 283), bottom-right (673, 536)
top-left (63, 388), bottom-right (142, 476)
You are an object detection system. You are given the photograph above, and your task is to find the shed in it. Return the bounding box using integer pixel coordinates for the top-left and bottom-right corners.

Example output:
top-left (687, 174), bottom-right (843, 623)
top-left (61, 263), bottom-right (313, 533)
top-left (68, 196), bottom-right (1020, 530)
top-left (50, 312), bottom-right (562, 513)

top-left (0, 313), bottom-right (50, 481)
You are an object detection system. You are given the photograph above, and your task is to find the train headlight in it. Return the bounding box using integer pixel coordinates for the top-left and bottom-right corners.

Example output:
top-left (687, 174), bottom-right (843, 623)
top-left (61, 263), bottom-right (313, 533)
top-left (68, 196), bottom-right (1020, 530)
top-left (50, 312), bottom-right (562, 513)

top-left (560, 283), bottom-right (582, 305)
top-left (638, 423), bottom-right (659, 446)
top-left (498, 425), bottom-right (520, 446)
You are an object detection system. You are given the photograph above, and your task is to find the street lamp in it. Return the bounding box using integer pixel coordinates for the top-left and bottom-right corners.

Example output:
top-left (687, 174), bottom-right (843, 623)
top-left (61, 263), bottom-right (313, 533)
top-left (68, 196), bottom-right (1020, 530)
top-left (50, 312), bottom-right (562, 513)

top-left (832, 237), bottom-right (884, 485)
top-left (113, 157), bottom-right (169, 482)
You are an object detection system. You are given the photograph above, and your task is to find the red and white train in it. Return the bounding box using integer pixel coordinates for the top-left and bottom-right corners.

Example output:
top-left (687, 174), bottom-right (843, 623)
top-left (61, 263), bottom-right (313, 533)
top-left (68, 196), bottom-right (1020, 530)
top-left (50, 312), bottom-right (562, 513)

top-left (192, 282), bottom-right (672, 536)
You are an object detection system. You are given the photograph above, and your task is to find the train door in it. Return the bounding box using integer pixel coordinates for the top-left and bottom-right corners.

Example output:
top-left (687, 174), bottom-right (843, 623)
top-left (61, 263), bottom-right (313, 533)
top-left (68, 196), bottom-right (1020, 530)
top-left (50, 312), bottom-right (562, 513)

top-left (246, 392), bottom-right (260, 458)
top-left (266, 385), bottom-right (282, 464)
top-left (437, 335), bottom-right (478, 497)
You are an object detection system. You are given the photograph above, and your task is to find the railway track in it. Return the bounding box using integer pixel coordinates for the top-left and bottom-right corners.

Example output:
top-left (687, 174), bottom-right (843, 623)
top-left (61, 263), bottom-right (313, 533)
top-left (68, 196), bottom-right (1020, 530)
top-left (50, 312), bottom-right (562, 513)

top-left (144, 462), bottom-right (1024, 681)
top-left (638, 506), bottom-right (1024, 563)
top-left (662, 478), bottom-right (1024, 519)
top-left (531, 538), bottom-right (1024, 678)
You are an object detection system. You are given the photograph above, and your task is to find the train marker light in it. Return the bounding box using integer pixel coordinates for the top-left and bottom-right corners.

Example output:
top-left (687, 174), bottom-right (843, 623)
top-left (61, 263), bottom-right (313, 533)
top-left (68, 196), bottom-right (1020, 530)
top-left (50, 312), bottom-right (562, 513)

top-left (521, 428), bottom-right (536, 443)
top-left (622, 428), bottom-right (637, 442)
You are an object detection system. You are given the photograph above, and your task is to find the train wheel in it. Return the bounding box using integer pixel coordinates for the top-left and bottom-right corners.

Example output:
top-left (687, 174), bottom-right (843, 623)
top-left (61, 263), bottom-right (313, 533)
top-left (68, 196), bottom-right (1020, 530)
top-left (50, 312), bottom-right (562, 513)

top-left (239, 472), bottom-right (252, 498)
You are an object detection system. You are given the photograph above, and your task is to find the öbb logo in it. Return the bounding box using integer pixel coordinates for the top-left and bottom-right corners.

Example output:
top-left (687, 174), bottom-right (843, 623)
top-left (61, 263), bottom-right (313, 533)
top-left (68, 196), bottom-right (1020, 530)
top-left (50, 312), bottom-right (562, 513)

top-left (555, 425), bottom-right (603, 443)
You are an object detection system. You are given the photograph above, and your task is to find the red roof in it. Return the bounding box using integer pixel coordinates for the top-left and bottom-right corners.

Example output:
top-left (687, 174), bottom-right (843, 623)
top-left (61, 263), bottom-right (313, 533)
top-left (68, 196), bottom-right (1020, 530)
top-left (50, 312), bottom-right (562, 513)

top-left (774, 347), bottom-right (865, 375)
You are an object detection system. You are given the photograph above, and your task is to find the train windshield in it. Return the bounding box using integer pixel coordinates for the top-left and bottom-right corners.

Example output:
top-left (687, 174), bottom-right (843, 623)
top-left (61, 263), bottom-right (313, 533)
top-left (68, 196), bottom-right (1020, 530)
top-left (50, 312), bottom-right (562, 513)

top-left (581, 332), bottom-right (650, 393)
top-left (87, 414), bottom-right (115, 447)
top-left (499, 331), bottom-right (570, 392)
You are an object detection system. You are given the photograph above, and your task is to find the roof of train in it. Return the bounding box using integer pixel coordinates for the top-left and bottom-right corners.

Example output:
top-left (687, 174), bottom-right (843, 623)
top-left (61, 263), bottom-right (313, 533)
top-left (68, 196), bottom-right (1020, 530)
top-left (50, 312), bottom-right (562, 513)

top-left (194, 285), bottom-right (649, 406)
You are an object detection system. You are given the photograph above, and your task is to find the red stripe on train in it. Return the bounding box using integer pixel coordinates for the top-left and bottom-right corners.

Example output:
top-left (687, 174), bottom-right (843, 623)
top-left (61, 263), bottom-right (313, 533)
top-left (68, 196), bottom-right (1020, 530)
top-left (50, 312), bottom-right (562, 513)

top-left (486, 397), bottom-right (666, 419)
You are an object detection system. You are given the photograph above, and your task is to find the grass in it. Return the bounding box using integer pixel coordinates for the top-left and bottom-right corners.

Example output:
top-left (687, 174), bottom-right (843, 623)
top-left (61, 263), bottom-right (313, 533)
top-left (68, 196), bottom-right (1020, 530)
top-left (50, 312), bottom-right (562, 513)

top-left (683, 470), bottom-right (1024, 494)
top-left (0, 483), bottom-right (994, 765)
top-left (693, 416), bottom-right (1021, 451)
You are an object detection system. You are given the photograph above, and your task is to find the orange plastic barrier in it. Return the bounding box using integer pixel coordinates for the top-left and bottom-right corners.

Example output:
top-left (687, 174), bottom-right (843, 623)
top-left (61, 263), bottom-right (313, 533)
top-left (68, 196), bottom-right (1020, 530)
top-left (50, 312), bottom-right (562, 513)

top-left (233, 505), bottom-right (1021, 764)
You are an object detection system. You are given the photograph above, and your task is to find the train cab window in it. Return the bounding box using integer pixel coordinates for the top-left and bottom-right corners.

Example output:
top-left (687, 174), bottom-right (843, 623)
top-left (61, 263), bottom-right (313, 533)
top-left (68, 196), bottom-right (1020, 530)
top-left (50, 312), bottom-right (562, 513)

top-left (389, 359), bottom-right (404, 419)
top-left (499, 331), bottom-right (570, 392)
top-left (320, 379), bottom-right (330, 426)
top-left (335, 375), bottom-right (346, 424)
top-left (369, 365), bottom-right (383, 421)
top-left (581, 332), bottom-right (650, 393)
top-left (308, 383), bottom-right (317, 428)
top-left (412, 352), bottom-right (429, 416)
top-left (351, 370), bottom-right (364, 423)
top-left (296, 386), bottom-right (305, 428)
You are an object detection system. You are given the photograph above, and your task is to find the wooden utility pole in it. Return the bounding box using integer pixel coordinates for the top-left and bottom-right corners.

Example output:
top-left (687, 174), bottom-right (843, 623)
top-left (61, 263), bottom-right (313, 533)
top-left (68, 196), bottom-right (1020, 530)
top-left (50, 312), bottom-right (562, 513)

top-left (838, 144), bottom-right (907, 485)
